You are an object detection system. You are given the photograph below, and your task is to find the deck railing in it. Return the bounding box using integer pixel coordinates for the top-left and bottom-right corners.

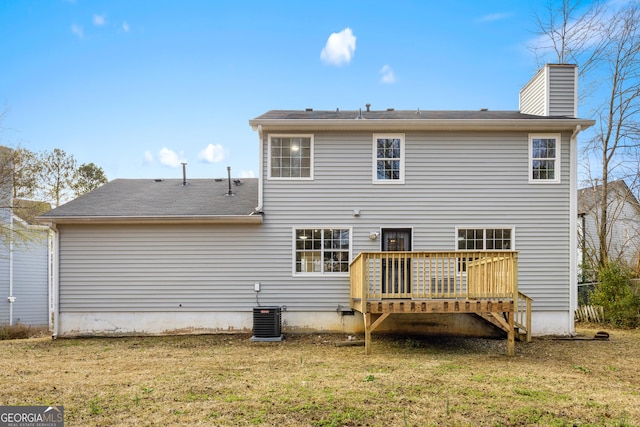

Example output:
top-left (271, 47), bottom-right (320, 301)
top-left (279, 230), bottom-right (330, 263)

top-left (350, 251), bottom-right (518, 305)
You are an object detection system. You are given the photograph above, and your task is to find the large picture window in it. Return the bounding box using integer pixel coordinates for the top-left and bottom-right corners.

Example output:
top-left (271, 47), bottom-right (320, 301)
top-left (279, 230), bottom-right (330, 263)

top-left (294, 228), bottom-right (350, 274)
top-left (269, 135), bottom-right (313, 179)
top-left (529, 134), bottom-right (560, 183)
top-left (373, 134), bottom-right (405, 183)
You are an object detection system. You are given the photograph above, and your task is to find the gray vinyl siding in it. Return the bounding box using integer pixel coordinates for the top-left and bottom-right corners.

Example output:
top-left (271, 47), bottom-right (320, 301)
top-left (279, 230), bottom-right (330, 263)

top-left (520, 64), bottom-right (577, 117)
top-left (58, 224), bottom-right (280, 312)
top-left (548, 66), bottom-right (577, 117)
top-left (520, 69), bottom-right (547, 116)
top-left (261, 130), bottom-right (573, 312)
top-left (57, 131), bottom-right (574, 315)
top-left (0, 245), bottom-right (9, 324)
top-left (0, 207), bottom-right (11, 324)
top-left (12, 231), bottom-right (49, 325)
top-left (581, 196), bottom-right (640, 269)
top-left (0, 222), bottom-right (49, 326)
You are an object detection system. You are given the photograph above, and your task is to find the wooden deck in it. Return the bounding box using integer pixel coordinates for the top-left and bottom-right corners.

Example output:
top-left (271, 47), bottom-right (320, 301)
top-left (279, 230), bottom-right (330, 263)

top-left (349, 251), bottom-right (532, 356)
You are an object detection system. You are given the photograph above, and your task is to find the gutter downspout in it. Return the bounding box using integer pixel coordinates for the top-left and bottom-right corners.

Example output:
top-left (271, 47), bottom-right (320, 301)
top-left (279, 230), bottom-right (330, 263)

top-left (569, 125), bottom-right (582, 335)
top-left (49, 223), bottom-right (59, 339)
top-left (256, 125), bottom-right (264, 213)
top-left (8, 212), bottom-right (14, 326)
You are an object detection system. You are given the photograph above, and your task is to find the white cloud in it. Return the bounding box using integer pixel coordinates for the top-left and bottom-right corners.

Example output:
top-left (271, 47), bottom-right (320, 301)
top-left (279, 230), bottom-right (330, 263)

top-left (93, 14), bottom-right (106, 26)
top-left (380, 65), bottom-right (396, 84)
top-left (198, 144), bottom-right (227, 163)
top-left (143, 150), bottom-right (154, 164)
top-left (239, 170), bottom-right (255, 179)
top-left (320, 28), bottom-right (356, 66)
top-left (158, 148), bottom-right (186, 168)
top-left (71, 24), bottom-right (84, 39)
top-left (122, 21), bottom-right (130, 32)
top-left (477, 12), bottom-right (512, 23)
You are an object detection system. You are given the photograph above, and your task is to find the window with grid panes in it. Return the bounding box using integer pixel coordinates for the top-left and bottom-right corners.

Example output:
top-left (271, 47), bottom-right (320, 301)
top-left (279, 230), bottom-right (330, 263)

top-left (529, 134), bottom-right (560, 183)
top-left (457, 228), bottom-right (513, 271)
top-left (269, 135), bottom-right (312, 179)
top-left (295, 228), bottom-right (350, 274)
top-left (373, 134), bottom-right (404, 183)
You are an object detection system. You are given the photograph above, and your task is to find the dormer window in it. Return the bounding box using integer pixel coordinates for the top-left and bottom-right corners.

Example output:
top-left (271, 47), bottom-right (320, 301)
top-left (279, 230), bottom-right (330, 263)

top-left (269, 135), bottom-right (313, 179)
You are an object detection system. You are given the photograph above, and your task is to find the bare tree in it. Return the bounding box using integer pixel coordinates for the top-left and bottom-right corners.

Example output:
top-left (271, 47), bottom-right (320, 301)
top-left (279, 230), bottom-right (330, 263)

top-left (529, 0), bottom-right (607, 74)
top-left (579, 178), bottom-right (640, 280)
top-left (11, 146), bottom-right (42, 200)
top-left (587, 4), bottom-right (640, 268)
top-left (532, 1), bottom-right (640, 269)
top-left (0, 147), bottom-right (49, 248)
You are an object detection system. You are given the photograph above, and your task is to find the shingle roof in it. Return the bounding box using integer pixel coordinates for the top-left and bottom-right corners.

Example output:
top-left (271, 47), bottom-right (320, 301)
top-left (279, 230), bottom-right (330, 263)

top-left (249, 109), bottom-right (595, 132)
top-left (38, 178), bottom-right (261, 224)
top-left (253, 109), bottom-right (557, 121)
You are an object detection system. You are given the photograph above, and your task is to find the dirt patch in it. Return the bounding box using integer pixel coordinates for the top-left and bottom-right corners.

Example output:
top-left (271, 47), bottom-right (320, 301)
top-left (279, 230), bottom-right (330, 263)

top-left (1, 325), bottom-right (638, 426)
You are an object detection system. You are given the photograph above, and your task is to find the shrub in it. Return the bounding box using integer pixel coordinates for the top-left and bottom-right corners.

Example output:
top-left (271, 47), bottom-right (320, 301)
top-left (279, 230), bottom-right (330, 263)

top-left (591, 262), bottom-right (640, 327)
top-left (0, 323), bottom-right (48, 340)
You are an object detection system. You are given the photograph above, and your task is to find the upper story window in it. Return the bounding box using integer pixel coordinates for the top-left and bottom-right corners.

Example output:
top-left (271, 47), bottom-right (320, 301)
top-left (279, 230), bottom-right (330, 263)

top-left (294, 228), bottom-right (351, 275)
top-left (373, 134), bottom-right (405, 184)
top-left (529, 134), bottom-right (560, 183)
top-left (269, 135), bottom-right (313, 179)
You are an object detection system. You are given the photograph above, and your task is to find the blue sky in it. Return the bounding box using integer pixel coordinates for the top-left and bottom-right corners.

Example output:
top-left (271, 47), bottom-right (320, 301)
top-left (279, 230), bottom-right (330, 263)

top-left (0, 0), bottom-right (590, 181)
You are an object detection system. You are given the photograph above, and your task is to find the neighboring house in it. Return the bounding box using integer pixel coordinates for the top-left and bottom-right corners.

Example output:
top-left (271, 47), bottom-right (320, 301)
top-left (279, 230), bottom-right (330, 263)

top-left (578, 179), bottom-right (640, 280)
top-left (39, 64), bottom-right (594, 345)
top-left (0, 194), bottom-right (52, 328)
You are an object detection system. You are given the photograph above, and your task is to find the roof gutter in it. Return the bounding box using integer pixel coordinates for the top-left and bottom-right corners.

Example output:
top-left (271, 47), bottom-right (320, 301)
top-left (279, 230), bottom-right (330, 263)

top-left (38, 215), bottom-right (264, 225)
top-left (249, 118), bottom-right (596, 132)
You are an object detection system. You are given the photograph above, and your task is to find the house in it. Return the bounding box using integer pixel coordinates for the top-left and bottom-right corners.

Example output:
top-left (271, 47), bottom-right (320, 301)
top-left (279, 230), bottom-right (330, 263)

top-left (578, 179), bottom-right (640, 280)
top-left (0, 160), bottom-right (52, 328)
top-left (38, 64), bottom-right (594, 352)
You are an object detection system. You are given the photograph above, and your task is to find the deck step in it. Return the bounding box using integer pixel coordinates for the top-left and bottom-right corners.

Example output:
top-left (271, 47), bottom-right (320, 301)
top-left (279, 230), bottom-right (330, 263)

top-left (477, 313), bottom-right (527, 342)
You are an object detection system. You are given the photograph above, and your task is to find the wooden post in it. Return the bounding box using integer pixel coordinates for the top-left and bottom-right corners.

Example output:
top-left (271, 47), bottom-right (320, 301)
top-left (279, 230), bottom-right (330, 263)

top-left (360, 255), bottom-right (367, 307)
top-left (507, 310), bottom-right (515, 356)
top-left (364, 312), bottom-right (372, 355)
top-left (525, 296), bottom-right (532, 343)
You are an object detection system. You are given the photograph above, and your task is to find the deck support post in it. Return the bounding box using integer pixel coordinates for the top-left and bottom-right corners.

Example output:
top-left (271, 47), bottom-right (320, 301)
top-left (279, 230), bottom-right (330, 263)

top-left (364, 312), bottom-right (391, 355)
top-left (507, 310), bottom-right (515, 356)
top-left (364, 313), bottom-right (372, 355)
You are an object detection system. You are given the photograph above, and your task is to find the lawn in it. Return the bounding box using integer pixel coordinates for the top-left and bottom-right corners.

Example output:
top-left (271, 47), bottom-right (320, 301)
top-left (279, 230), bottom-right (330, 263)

top-left (1, 325), bottom-right (638, 426)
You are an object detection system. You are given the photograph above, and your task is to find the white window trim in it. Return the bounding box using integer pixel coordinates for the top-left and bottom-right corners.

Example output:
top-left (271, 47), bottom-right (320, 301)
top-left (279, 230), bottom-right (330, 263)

top-left (454, 227), bottom-right (516, 251)
top-left (372, 133), bottom-right (405, 184)
top-left (454, 227), bottom-right (516, 274)
top-left (529, 133), bottom-right (561, 184)
top-left (291, 227), bottom-right (352, 277)
top-left (268, 134), bottom-right (314, 180)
